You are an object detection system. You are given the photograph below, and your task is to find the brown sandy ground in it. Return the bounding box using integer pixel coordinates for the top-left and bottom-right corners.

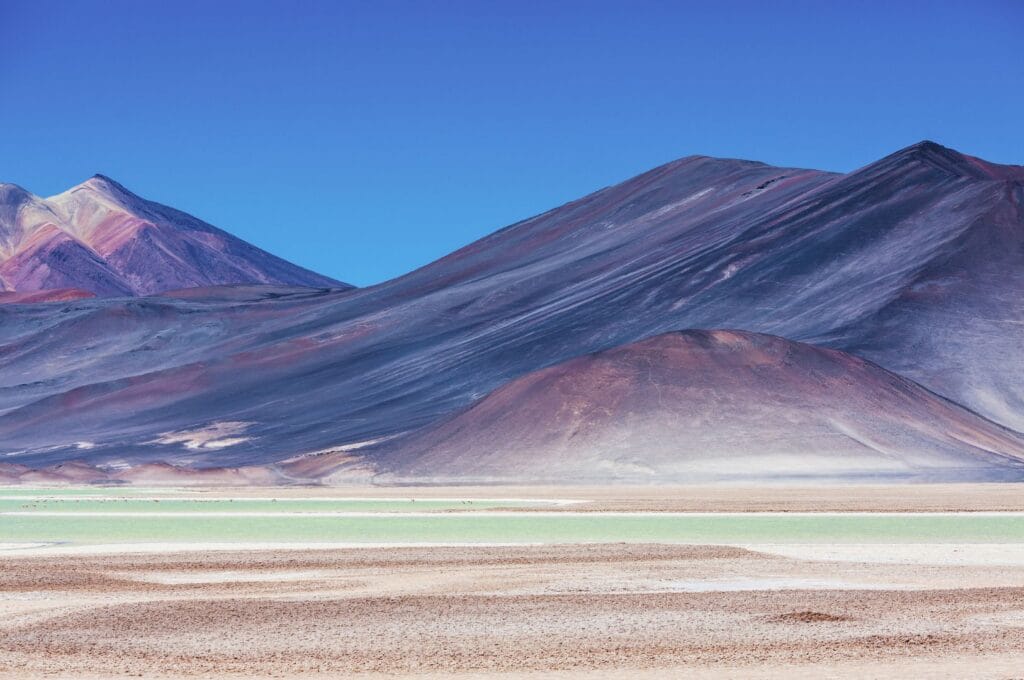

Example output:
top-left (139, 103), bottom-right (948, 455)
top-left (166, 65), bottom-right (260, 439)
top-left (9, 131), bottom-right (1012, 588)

top-left (2, 544), bottom-right (1024, 678)
top-left (164, 483), bottom-right (1024, 512)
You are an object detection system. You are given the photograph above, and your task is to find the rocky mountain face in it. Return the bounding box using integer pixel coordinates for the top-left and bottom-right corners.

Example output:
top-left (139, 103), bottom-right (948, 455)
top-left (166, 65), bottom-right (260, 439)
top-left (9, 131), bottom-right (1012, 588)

top-left (0, 141), bottom-right (1021, 483)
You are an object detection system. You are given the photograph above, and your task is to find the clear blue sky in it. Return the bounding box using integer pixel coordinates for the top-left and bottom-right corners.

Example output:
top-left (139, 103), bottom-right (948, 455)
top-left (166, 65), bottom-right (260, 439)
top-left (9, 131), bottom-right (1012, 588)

top-left (2, 1), bottom-right (1021, 286)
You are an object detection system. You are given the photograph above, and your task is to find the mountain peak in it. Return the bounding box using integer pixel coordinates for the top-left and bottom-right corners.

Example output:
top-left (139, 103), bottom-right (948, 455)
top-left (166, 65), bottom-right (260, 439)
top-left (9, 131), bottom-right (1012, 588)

top-left (905, 139), bottom-right (949, 153)
top-left (86, 173), bottom-right (117, 187)
top-left (899, 139), bottom-right (970, 163)
top-left (70, 174), bottom-right (141, 204)
top-left (2, 175), bottom-right (350, 297)
top-left (880, 140), bottom-right (1024, 181)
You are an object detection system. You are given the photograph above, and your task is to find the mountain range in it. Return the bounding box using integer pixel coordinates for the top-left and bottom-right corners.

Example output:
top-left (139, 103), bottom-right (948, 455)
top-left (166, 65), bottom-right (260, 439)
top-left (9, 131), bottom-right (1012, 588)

top-left (0, 140), bottom-right (1021, 484)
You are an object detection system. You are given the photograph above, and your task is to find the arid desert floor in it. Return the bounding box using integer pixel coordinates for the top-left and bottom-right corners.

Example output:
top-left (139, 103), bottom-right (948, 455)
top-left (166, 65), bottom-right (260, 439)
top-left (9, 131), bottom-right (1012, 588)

top-left (3, 484), bottom-right (1024, 679)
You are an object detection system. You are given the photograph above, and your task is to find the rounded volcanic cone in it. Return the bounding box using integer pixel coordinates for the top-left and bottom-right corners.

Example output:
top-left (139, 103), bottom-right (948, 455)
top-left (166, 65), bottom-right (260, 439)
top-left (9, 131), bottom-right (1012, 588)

top-left (378, 330), bottom-right (1024, 484)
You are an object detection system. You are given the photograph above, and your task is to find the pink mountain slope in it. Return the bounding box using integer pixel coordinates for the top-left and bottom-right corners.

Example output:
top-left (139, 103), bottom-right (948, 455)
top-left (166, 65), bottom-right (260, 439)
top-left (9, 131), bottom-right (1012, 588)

top-left (0, 176), bottom-right (349, 297)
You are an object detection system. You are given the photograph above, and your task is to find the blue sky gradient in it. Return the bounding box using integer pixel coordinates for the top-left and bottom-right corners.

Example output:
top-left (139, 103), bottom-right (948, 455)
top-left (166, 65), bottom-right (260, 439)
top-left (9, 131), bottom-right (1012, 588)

top-left (2, 1), bottom-right (1021, 285)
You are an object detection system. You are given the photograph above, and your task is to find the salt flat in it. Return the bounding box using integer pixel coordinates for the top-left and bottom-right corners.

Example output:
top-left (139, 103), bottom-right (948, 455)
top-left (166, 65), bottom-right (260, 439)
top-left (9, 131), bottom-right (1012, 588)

top-left (2, 484), bottom-right (1024, 678)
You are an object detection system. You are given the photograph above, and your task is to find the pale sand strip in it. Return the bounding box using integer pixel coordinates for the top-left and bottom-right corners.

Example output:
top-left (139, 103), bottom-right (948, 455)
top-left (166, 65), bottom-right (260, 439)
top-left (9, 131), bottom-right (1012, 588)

top-left (745, 542), bottom-right (1024, 566)
top-left (0, 541), bottom-right (548, 558)
top-left (9, 541), bottom-right (1024, 567)
top-left (6, 483), bottom-right (1024, 512)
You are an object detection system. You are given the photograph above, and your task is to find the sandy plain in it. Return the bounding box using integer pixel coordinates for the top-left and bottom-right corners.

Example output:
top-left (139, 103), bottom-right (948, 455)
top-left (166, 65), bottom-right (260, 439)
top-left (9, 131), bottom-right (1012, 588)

top-left (3, 484), bottom-right (1024, 678)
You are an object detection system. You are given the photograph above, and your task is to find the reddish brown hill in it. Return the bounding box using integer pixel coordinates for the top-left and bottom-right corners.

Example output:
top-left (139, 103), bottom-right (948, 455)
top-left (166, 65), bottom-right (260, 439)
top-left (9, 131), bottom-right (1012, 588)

top-left (378, 331), bottom-right (1024, 483)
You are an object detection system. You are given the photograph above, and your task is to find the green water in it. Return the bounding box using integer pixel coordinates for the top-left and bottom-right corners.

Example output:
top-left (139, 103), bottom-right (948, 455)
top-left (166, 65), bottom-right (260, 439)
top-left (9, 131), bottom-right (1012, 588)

top-left (4, 488), bottom-right (1023, 547)
top-left (3, 511), bottom-right (1024, 546)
